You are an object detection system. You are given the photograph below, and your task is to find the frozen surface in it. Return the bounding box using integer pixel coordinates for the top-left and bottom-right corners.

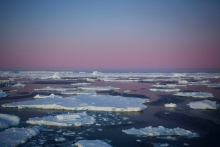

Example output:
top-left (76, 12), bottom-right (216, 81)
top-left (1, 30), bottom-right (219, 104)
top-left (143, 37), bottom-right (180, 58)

top-left (75, 140), bottom-right (111, 147)
top-left (33, 93), bottom-right (62, 99)
top-left (174, 92), bottom-right (214, 98)
top-left (2, 95), bottom-right (149, 111)
top-left (0, 90), bottom-right (8, 98)
top-left (26, 112), bottom-right (95, 127)
top-left (122, 126), bottom-right (199, 138)
top-left (34, 86), bottom-right (76, 91)
top-left (150, 88), bottom-right (180, 92)
top-left (188, 100), bottom-right (219, 109)
top-left (79, 86), bottom-right (120, 91)
top-left (164, 103), bottom-right (176, 108)
top-left (71, 83), bottom-right (91, 86)
top-left (0, 113), bottom-right (20, 129)
top-left (0, 127), bottom-right (39, 147)
top-left (61, 91), bottom-right (96, 95)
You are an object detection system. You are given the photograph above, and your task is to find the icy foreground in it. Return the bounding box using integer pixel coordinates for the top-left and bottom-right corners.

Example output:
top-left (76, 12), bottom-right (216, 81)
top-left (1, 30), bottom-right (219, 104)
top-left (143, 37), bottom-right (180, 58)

top-left (79, 86), bottom-right (120, 91)
top-left (150, 88), bottom-right (180, 92)
top-left (0, 90), bottom-right (8, 98)
top-left (27, 112), bottom-right (95, 127)
top-left (61, 91), bottom-right (96, 95)
top-left (174, 92), bottom-right (214, 98)
top-left (188, 100), bottom-right (219, 109)
top-left (33, 93), bottom-right (62, 99)
top-left (0, 113), bottom-right (20, 129)
top-left (75, 140), bottom-right (112, 147)
top-left (0, 127), bottom-right (39, 147)
top-left (122, 126), bottom-right (199, 138)
top-left (2, 95), bottom-right (149, 111)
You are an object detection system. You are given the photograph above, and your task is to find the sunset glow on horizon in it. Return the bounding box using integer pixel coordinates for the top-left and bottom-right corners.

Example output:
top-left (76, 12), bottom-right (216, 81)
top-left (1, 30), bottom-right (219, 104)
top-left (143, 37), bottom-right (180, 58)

top-left (1, 0), bottom-right (220, 72)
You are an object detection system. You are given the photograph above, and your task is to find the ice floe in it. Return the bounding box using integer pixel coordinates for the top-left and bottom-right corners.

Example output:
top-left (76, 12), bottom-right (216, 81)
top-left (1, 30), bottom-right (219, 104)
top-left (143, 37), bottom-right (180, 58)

top-left (0, 113), bottom-right (20, 129)
top-left (71, 83), bottom-right (91, 86)
top-left (55, 137), bottom-right (66, 142)
top-left (103, 78), bottom-right (139, 82)
top-left (61, 91), bottom-right (96, 95)
top-left (26, 112), bottom-right (95, 127)
top-left (150, 88), bottom-right (180, 92)
top-left (152, 84), bottom-right (186, 88)
top-left (75, 140), bottom-right (111, 147)
top-left (188, 100), bottom-right (219, 109)
top-left (0, 90), bottom-right (8, 98)
top-left (34, 86), bottom-right (76, 91)
top-left (2, 95), bottom-right (149, 111)
top-left (164, 103), bottom-right (176, 108)
top-left (122, 126), bottom-right (199, 138)
top-left (79, 86), bottom-right (120, 91)
top-left (0, 127), bottom-right (39, 147)
top-left (33, 93), bottom-right (62, 99)
top-left (174, 92), bottom-right (214, 98)
top-left (12, 82), bottom-right (26, 87)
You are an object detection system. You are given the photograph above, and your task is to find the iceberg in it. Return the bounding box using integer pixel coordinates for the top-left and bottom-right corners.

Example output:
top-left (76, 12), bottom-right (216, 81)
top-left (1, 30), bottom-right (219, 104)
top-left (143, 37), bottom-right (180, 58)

top-left (0, 113), bottom-right (20, 129)
top-left (2, 95), bottom-right (149, 112)
top-left (75, 140), bottom-right (111, 147)
top-left (34, 86), bottom-right (76, 91)
top-left (26, 112), bottom-right (95, 127)
top-left (164, 103), bottom-right (176, 108)
top-left (71, 83), bottom-right (91, 86)
top-left (122, 126), bottom-right (199, 138)
top-left (0, 127), bottom-right (39, 147)
top-left (0, 90), bottom-right (8, 98)
top-left (188, 100), bottom-right (219, 109)
top-left (150, 88), bottom-right (180, 92)
top-left (79, 86), bottom-right (120, 91)
top-left (33, 93), bottom-right (62, 99)
top-left (61, 91), bottom-right (96, 95)
top-left (174, 92), bottom-right (214, 98)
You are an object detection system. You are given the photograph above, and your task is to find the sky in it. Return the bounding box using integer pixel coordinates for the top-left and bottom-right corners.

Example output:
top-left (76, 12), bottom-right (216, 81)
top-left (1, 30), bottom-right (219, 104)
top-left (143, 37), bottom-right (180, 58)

top-left (0, 0), bottom-right (220, 72)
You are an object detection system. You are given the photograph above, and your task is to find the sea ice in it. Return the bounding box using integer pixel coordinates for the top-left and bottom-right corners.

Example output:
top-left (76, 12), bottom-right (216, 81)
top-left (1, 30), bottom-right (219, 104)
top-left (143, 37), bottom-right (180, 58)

top-left (122, 126), bottom-right (199, 138)
top-left (174, 92), bottom-right (214, 98)
top-left (55, 137), bottom-right (66, 142)
top-left (12, 82), bottom-right (26, 87)
top-left (71, 83), bottom-right (91, 86)
top-left (152, 84), bottom-right (186, 88)
top-left (164, 103), bottom-right (176, 108)
top-left (0, 90), bottom-right (8, 98)
top-left (188, 100), bottom-right (219, 109)
top-left (75, 140), bottom-right (111, 147)
top-left (103, 78), bottom-right (139, 82)
top-left (34, 86), bottom-right (76, 91)
top-left (0, 127), bottom-right (39, 147)
top-left (61, 91), bottom-right (96, 95)
top-left (26, 112), bottom-right (95, 127)
top-left (0, 113), bottom-right (20, 129)
top-left (150, 88), bottom-right (180, 92)
top-left (79, 86), bottom-right (120, 91)
top-left (33, 93), bottom-right (62, 99)
top-left (2, 95), bottom-right (149, 111)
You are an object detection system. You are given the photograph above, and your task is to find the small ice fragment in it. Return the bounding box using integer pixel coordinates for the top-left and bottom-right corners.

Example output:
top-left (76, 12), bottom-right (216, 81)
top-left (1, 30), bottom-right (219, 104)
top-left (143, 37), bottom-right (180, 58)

top-left (55, 137), bottom-right (65, 142)
top-left (164, 103), bottom-right (176, 108)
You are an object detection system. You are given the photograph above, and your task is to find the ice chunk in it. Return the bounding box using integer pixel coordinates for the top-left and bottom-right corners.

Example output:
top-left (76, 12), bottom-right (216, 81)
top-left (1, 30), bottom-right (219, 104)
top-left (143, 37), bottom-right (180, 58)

top-left (124, 90), bottom-right (130, 93)
top-left (0, 127), bottom-right (39, 147)
top-left (55, 137), bottom-right (66, 142)
top-left (12, 82), bottom-right (26, 87)
top-left (79, 86), bottom-right (120, 91)
top-left (75, 140), bottom-right (111, 147)
top-left (71, 83), bottom-right (91, 86)
top-left (2, 95), bottom-right (148, 112)
top-left (0, 113), bottom-right (20, 129)
top-left (151, 143), bottom-right (169, 147)
top-left (150, 88), bottom-right (180, 92)
top-left (174, 92), bottom-right (214, 98)
top-left (103, 78), bottom-right (139, 82)
top-left (27, 112), bottom-right (95, 127)
top-left (61, 91), bottom-right (96, 95)
top-left (188, 100), bottom-right (218, 109)
top-left (122, 126), bottom-right (199, 138)
top-left (33, 93), bottom-right (62, 99)
top-left (152, 84), bottom-right (186, 88)
top-left (34, 86), bottom-right (76, 91)
top-left (164, 103), bottom-right (176, 108)
top-left (0, 90), bottom-right (8, 98)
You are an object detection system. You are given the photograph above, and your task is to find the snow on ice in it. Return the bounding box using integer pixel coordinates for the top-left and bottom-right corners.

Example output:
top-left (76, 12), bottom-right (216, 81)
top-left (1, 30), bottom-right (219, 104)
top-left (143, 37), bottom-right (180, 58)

top-left (164, 103), bottom-right (177, 108)
top-left (0, 113), bottom-right (20, 129)
top-left (33, 93), bottom-right (62, 99)
top-left (188, 100), bottom-right (219, 109)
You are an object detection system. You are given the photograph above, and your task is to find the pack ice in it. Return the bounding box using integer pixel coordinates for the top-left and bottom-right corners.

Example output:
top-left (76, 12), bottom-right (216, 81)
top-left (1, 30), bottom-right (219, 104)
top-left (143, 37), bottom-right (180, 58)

top-left (174, 92), bottom-right (214, 98)
top-left (75, 140), bottom-right (112, 147)
top-left (188, 100), bottom-right (219, 109)
top-left (33, 93), bottom-right (62, 99)
top-left (79, 86), bottom-right (120, 91)
top-left (0, 127), bottom-right (39, 147)
top-left (0, 113), bottom-right (20, 129)
top-left (27, 112), bottom-right (95, 127)
top-left (122, 126), bottom-right (199, 138)
top-left (34, 86), bottom-right (76, 91)
top-left (2, 95), bottom-right (149, 112)
top-left (0, 90), bottom-right (8, 98)
top-left (61, 91), bottom-right (96, 95)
